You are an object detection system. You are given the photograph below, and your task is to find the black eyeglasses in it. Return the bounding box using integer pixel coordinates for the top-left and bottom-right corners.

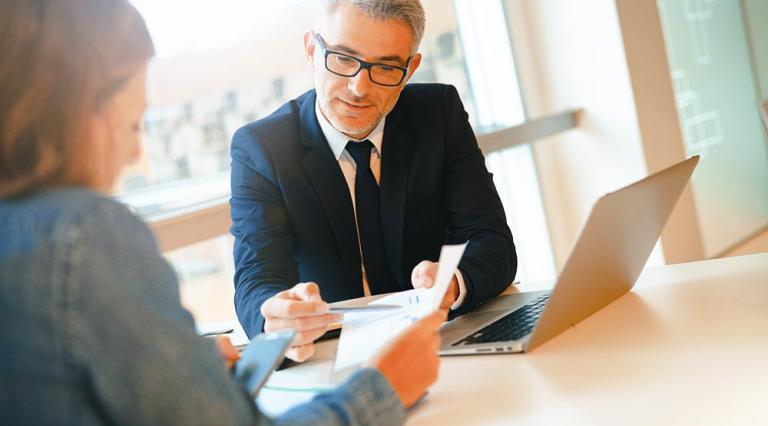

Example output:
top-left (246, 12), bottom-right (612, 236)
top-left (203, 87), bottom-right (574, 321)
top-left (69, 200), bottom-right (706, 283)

top-left (314, 33), bottom-right (411, 87)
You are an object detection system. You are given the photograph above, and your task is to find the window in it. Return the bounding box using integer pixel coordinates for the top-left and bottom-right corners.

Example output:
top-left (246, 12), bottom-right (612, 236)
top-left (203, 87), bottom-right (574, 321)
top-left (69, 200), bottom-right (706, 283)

top-left (164, 234), bottom-right (236, 323)
top-left (454, 0), bottom-right (556, 283)
top-left (123, 0), bottom-right (474, 218)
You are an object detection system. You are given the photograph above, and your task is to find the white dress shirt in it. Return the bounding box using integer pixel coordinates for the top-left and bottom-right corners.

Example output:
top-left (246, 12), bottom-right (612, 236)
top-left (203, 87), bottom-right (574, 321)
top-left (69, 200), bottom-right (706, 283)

top-left (314, 102), bottom-right (467, 309)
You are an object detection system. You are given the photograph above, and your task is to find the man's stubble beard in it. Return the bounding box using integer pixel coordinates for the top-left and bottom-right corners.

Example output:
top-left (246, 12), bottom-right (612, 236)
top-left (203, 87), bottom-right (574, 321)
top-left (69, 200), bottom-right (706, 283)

top-left (321, 97), bottom-right (385, 139)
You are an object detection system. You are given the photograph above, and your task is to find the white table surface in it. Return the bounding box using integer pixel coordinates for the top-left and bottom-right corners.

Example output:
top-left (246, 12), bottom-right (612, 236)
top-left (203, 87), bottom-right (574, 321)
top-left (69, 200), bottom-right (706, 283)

top-left (255, 253), bottom-right (768, 425)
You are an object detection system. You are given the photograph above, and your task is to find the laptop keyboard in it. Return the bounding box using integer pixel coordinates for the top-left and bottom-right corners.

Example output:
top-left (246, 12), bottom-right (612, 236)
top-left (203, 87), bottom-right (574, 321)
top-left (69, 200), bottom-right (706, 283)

top-left (453, 294), bottom-right (550, 346)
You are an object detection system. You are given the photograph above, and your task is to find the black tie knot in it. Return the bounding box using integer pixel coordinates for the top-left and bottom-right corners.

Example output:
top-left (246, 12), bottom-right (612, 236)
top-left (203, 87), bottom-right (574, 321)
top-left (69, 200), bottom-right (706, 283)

top-left (345, 140), bottom-right (374, 169)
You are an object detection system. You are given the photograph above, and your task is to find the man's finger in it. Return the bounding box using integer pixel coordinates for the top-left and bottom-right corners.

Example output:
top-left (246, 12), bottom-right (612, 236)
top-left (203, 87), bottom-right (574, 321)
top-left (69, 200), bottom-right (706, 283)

top-left (288, 282), bottom-right (322, 302)
top-left (411, 261), bottom-right (436, 288)
top-left (261, 297), bottom-right (328, 319)
top-left (264, 313), bottom-right (339, 332)
top-left (286, 344), bottom-right (315, 362)
top-left (291, 326), bottom-right (329, 346)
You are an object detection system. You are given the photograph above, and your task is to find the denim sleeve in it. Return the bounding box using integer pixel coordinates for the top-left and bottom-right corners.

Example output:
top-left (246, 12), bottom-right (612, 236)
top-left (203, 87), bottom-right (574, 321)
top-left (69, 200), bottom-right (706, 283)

top-left (65, 201), bottom-right (267, 425)
top-left (65, 201), bottom-right (406, 426)
top-left (275, 368), bottom-right (406, 426)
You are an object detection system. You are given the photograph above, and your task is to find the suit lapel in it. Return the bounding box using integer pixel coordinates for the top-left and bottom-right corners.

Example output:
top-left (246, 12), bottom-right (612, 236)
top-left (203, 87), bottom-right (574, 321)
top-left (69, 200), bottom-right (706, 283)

top-left (298, 92), bottom-right (364, 298)
top-left (380, 109), bottom-right (413, 291)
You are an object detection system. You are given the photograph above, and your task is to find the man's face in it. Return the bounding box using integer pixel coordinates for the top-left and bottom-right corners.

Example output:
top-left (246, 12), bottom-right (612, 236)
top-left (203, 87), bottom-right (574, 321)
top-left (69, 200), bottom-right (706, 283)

top-left (305, 4), bottom-right (422, 140)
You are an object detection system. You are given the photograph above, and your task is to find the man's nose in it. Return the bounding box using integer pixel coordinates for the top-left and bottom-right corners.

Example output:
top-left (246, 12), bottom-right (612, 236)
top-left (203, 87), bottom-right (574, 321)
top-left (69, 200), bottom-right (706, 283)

top-left (347, 68), bottom-right (374, 97)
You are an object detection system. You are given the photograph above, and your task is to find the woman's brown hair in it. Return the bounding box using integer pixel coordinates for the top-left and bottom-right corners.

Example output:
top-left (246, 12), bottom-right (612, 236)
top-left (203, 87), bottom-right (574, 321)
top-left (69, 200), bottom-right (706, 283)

top-left (0, 0), bottom-right (154, 198)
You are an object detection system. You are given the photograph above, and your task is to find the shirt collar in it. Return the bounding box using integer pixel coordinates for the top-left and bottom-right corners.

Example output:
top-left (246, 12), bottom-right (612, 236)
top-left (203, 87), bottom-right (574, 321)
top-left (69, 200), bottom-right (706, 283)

top-left (315, 101), bottom-right (384, 160)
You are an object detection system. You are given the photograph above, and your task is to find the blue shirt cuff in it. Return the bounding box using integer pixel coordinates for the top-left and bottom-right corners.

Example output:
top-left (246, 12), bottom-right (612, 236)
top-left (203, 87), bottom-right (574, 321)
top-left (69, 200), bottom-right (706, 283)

top-left (277, 368), bottom-right (406, 425)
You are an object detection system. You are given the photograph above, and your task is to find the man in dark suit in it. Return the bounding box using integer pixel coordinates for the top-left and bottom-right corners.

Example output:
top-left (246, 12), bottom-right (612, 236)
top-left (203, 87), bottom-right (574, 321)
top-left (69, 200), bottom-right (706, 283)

top-left (230, 0), bottom-right (517, 362)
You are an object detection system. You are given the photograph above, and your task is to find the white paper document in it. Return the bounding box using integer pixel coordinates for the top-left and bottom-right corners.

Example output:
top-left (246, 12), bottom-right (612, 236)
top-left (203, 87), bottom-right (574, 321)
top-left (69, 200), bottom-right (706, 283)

top-left (334, 243), bottom-right (468, 371)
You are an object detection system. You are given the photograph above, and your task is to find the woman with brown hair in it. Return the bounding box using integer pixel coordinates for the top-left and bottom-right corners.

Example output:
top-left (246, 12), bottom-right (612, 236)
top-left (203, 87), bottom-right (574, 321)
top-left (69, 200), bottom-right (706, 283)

top-left (0, 1), bottom-right (443, 424)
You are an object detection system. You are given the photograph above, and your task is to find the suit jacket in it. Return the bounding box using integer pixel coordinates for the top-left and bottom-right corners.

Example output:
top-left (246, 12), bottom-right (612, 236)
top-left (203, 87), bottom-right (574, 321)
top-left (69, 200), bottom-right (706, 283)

top-left (230, 83), bottom-right (517, 336)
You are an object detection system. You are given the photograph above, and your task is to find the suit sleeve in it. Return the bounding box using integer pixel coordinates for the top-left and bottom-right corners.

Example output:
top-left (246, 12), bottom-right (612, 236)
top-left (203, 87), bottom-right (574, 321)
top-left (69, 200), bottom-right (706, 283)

top-left (441, 85), bottom-right (518, 315)
top-left (230, 126), bottom-right (298, 337)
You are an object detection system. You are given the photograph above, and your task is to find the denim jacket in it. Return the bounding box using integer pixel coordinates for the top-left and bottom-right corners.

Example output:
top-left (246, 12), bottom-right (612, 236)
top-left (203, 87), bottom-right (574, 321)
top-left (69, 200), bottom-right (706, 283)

top-left (0, 188), bottom-right (405, 425)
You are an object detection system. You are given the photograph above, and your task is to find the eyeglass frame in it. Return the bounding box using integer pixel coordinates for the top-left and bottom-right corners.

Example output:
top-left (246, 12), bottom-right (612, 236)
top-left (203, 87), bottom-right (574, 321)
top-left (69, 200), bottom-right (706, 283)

top-left (313, 32), bottom-right (412, 87)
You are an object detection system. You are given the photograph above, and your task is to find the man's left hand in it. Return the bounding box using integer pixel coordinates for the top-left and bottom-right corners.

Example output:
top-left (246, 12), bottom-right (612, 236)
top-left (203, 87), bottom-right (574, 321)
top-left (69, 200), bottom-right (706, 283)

top-left (411, 260), bottom-right (459, 310)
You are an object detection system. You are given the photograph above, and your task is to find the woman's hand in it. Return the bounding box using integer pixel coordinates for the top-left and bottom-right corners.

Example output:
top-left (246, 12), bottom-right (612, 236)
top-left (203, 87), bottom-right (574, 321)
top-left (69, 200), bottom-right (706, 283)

top-left (367, 310), bottom-right (447, 408)
top-left (214, 336), bottom-right (240, 370)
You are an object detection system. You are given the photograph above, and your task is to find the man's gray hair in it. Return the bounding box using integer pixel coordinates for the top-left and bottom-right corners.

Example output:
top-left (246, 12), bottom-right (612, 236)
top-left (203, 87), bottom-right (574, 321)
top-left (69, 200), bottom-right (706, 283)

top-left (320, 0), bottom-right (426, 53)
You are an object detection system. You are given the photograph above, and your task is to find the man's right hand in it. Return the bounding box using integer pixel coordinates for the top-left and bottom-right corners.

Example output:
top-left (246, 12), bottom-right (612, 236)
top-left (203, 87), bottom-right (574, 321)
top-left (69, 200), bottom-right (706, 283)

top-left (260, 282), bottom-right (341, 362)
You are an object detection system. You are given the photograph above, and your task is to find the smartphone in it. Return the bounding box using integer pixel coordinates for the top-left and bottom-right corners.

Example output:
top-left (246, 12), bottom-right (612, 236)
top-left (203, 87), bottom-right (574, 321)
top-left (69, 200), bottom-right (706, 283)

top-left (233, 329), bottom-right (295, 398)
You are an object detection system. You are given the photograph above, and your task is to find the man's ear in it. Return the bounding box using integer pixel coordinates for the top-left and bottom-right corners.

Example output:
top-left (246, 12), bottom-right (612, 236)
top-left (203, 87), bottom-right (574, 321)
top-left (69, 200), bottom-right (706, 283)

top-left (303, 31), bottom-right (316, 66)
top-left (402, 52), bottom-right (422, 85)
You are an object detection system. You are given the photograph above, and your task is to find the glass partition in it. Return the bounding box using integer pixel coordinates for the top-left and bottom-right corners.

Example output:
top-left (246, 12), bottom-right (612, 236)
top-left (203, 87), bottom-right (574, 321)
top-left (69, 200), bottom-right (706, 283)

top-left (658, 0), bottom-right (768, 256)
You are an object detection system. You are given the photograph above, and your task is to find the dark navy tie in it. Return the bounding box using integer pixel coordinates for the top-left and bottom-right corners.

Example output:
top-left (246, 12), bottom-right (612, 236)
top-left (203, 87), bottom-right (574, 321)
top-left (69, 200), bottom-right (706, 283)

top-left (345, 140), bottom-right (396, 294)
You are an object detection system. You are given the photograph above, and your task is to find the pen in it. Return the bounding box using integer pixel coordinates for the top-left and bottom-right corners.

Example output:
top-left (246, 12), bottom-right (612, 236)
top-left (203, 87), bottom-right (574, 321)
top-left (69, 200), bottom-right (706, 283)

top-left (201, 328), bottom-right (234, 337)
top-left (328, 304), bottom-right (402, 313)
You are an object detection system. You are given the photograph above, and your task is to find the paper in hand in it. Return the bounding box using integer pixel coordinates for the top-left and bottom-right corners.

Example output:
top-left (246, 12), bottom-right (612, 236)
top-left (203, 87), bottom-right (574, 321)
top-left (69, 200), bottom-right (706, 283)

top-left (427, 242), bottom-right (468, 312)
top-left (334, 243), bottom-right (468, 371)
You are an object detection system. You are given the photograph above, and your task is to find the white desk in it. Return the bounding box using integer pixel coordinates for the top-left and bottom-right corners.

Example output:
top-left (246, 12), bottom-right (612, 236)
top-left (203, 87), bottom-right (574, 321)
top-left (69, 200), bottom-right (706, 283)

top-left (258, 253), bottom-right (768, 425)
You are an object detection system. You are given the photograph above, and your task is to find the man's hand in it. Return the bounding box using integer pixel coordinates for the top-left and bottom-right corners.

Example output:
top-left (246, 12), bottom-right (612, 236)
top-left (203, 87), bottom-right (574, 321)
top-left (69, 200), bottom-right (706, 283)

top-left (367, 310), bottom-right (446, 408)
top-left (260, 282), bottom-right (341, 362)
top-left (411, 261), bottom-right (459, 310)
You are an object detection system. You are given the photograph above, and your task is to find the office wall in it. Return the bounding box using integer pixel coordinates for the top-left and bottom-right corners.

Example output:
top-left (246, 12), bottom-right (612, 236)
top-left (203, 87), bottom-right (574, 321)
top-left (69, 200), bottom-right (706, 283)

top-left (503, 0), bottom-right (649, 268)
top-left (724, 228), bottom-right (768, 257)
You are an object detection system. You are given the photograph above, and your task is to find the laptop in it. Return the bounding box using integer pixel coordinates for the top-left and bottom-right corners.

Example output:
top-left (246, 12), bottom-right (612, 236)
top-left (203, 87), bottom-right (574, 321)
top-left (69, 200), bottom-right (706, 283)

top-left (439, 156), bottom-right (699, 355)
